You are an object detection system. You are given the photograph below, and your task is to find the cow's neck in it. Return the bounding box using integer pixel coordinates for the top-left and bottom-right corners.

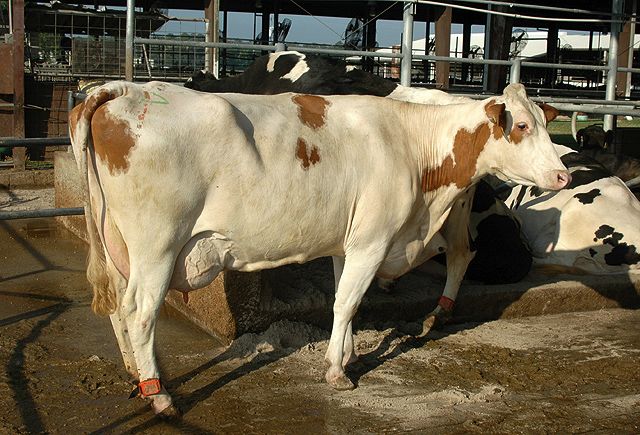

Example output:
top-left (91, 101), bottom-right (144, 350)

top-left (399, 102), bottom-right (492, 196)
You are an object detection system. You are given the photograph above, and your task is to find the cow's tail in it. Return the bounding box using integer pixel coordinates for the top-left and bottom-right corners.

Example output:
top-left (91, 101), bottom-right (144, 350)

top-left (69, 81), bottom-right (130, 316)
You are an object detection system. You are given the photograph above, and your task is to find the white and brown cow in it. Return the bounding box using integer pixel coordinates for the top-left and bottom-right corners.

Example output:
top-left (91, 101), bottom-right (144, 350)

top-left (505, 144), bottom-right (640, 274)
top-left (187, 51), bottom-right (538, 330)
top-left (69, 80), bottom-right (569, 415)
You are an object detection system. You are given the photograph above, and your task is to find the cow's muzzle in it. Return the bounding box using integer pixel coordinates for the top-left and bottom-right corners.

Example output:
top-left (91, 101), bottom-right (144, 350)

top-left (550, 170), bottom-right (572, 190)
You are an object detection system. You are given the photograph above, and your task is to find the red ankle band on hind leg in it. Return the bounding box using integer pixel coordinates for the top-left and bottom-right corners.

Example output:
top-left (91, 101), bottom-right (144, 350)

top-left (438, 296), bottom-right (455, 312)
top-left (139, 378), bottom-right (162, 397)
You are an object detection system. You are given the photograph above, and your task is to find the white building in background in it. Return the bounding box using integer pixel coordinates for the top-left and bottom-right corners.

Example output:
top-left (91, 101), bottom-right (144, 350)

top-left (403, 30), bottom-right (640, 59)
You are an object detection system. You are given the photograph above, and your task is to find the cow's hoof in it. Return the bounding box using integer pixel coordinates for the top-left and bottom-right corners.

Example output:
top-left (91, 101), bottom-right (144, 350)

top-left (326, 372), bottom-right (355, 390)
top-left (157, 404), bottom-right (182, 420)
top-left (417, 315), bottom-right (435, 337)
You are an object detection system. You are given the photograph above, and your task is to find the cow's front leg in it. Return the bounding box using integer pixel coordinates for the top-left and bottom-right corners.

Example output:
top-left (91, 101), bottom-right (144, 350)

top-left (325, 254), bottom-right (382, 390)
top-left (121, 254), bottom-right (179, 417)
top-left (420, 189), bottom-right (476, 336)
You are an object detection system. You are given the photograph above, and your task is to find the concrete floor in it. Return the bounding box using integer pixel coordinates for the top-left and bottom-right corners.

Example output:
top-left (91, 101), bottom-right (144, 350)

top-left (1, 218), bottom-right (639, 433)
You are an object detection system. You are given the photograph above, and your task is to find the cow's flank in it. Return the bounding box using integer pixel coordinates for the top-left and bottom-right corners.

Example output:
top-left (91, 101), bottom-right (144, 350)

top-left (292, 94), bottom-right (330, 130)
top-left (296, 137), bottom-right (320, 169)
top-left (422, 123), bottom-right (491, 192)
top-left (68, 102), bottom-right (83, 143)
top-left (91, 105), bottom-right (137, 175)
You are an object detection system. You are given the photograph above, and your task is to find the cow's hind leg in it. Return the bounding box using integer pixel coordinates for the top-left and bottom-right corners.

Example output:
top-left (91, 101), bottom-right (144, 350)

top-left (105, 256), bottom-right (137, 379)
top-left (325, 254), bottom-right (382, 390)
top-left (332, 256), bottom-right (357, 367)
top-left (121, 252), bottom-right (179, 417)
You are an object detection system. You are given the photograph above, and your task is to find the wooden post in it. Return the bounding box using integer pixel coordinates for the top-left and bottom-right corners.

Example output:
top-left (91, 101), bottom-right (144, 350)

top-left (435, 6), bottom-right (452, 89)
top-left (486, 9), bottom-right (513, 93)
top-left (12, 0), bottom-right (25, 171)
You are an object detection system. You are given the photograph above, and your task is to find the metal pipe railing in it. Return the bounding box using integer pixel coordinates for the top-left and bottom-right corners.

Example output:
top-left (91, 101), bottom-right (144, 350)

top-left (0, 207), bottom-right (84, 221)
top-left (0, 137), bottom-right (71, 147)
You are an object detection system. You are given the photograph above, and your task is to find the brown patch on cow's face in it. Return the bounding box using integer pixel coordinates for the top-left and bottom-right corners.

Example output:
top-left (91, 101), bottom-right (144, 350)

top-left (296, 137), bottom-right (320, 169)
top-left (292, 94), bottom-right (330, 130)
top-left (91, 106), bottom-right (136, 175)
top-left (509, 123), bottom-right (527, 144)
top-left (422, 123), bottom-right (491, 192)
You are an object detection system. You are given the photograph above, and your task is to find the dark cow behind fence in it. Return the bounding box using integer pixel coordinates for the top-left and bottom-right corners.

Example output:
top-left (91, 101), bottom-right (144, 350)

top-left (572, 122), bottom-right (640, 186)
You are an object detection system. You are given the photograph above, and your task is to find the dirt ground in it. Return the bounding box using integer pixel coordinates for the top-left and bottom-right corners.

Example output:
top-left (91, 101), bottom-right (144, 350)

top-left (1, 194), bottom-right (639, 433)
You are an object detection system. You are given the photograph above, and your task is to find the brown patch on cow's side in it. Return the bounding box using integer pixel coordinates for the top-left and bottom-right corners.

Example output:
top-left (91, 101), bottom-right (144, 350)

top-left (484, 100), bottom-right (506, 140)
top-left (292, 94), bottom-right (330, 130)
top-left (422, 123), bottom-right (491, 192)
top-left (91, 106), bottom-right (136, 175)
top-left (539, 103), bottom-right (559, 124)
top-left (296, 137), bottom-right (320, 169)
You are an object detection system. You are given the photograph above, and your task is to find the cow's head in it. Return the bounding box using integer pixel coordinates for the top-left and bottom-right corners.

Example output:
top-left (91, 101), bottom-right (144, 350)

top-left (483, 83), bottom-right (570, 190)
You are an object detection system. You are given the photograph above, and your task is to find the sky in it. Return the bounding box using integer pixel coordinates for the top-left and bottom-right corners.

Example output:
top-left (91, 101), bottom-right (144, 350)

top-left (161, 9), bottom-right (469, 48)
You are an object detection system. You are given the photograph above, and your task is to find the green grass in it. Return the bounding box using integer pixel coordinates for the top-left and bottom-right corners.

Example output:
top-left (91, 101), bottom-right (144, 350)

top-left (547, 115), bottom-right (640, 148)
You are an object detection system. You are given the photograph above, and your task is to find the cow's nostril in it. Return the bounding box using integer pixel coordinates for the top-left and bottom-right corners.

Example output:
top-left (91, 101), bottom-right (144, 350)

top-left (557, 172), bottom-right (571, 187)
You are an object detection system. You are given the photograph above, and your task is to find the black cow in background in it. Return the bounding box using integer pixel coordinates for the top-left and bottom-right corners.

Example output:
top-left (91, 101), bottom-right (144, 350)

top-left (573, 122), bottom-right (640, 186)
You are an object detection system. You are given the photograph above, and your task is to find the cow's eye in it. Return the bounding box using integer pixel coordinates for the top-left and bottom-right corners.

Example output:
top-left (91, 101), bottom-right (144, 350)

top-left (516, 122), bottom-right (527, 131)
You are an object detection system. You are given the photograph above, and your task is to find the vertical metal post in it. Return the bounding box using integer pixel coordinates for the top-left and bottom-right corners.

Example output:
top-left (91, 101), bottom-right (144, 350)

top-left (509, 59), bottom-right (521, 84)
top-left (400, 1), bottom-right (415, 87)
top-left (275, 42), bottom-right (286, 52)
top-left (604, 0), bottom-right (623, 132)
top-left (482, 5), bottom-right (491, 91)
top-left (12, 0), bottom-right (25, 172)
top-left (205, 0), bottom-right (220, 78)
top-left (625, 0), bottom-right (637, 99)
top-left (125, 0), bottom-right (135, 81)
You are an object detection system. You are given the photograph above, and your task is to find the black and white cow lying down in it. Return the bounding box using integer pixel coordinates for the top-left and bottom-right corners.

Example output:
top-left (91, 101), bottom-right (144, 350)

top-left (505, 144), bottom-right (640, 274)
top-left (186, 51), bottom-right (542, 327)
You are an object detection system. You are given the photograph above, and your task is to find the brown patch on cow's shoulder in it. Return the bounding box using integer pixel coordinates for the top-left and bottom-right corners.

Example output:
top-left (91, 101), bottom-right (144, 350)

top-left (91, 105), bottom-right (136, 175)
top-left (422, 123), bottom-right (490, 192)
top-left (296, 137), bottom-right (320, 169)
top-left (292, 94), bottom-right (330, 130)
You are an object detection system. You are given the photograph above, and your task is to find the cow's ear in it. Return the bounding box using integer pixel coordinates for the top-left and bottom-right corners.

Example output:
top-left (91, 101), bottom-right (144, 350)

top-left (539, 103), bottom-right (559, 124)
top-left (485, 101), bottom-right (506, 131)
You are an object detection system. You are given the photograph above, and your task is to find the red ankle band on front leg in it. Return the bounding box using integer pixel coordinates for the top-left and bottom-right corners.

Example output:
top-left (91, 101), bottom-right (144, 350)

top-left (138, 378), bottom-right (162, 397)
top-left (438, 296), bottom-right (455, 312)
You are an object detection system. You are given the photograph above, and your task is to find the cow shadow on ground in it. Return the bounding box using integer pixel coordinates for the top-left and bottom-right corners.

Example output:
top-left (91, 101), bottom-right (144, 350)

top-left (96, 339), bottom-right (301, 434)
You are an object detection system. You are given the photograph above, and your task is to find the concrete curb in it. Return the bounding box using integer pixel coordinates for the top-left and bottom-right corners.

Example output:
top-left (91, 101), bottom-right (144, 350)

top-left (0, 169), bottom-right (54, 188)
